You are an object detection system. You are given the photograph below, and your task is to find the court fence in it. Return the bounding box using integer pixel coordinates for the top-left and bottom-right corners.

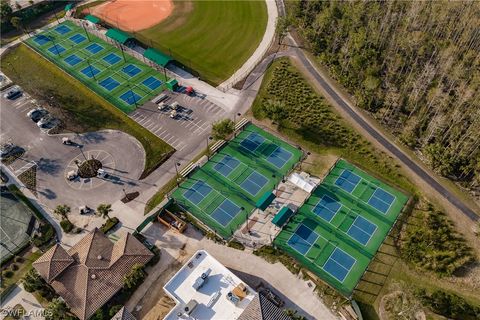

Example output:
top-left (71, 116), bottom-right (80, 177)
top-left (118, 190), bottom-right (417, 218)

top-left (66, 17), bottom-right (178, 84)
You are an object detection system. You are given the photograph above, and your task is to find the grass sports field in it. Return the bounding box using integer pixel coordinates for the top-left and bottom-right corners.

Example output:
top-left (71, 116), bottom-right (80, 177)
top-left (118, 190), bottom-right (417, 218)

top-left (275, 159), bottom-right (409, 296)
top-left (172, 124), bottom-right (302, 238)
top-left (0, 188), bottom-right (35, 263)
top-left (136, 1), bottom-right (267, 85)
top-left (26, 21), bottom-right (168, 113)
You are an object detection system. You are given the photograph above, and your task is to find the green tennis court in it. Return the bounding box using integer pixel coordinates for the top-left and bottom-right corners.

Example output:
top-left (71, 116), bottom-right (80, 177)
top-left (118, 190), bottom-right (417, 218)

top-left (172, 124), bottom-right (302, 238)
top-left (274, 159), bottom-right (408, 296)
top-left (25, 21), bottom-right (168, 113)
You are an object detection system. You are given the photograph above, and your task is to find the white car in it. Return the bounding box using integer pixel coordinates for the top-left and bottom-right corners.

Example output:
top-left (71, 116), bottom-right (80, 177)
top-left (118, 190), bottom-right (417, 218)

top-left (37, 115), bottom-right (54, 128)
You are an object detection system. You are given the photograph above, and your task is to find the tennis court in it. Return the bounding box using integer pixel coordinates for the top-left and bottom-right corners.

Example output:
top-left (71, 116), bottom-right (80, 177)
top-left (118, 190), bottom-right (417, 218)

top-left (275, 159), bottom-right (408, 296)
top-left (172, 124), bottom-right (302, 238)
top-left (25, 21), bottom-right (169, 113)
top-left (1, 188), bottom-right (36, 264)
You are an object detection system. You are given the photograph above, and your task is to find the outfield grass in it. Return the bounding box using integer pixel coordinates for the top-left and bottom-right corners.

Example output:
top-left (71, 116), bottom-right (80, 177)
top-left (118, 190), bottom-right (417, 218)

top-left (1, 45), bottom-right (174, 178)
top-left (136, 0), bottom-right (268, 85)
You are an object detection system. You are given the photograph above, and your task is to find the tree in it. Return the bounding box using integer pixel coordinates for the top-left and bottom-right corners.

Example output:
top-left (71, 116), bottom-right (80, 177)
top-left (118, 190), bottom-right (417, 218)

top-left (45, 298), bottom-right (72, 320)
top-left (123, 264), bottom-right (145, 290)
top-left (211, 119), bottom-right (235, 140)
top-left (10, 16), bottom-right (22, 32)
top-left (97, 203), bottom-right (112, 220)
top-left (285, 309), bottom-right (306, 320)
top-left (54, 204), bottom-right (70, 219)
top-left (0, 2), bottom-right (12, 20)
top-left (22, 269), bottom-right (44, 293)
top-left (275, 16), bottom-right (290, 45)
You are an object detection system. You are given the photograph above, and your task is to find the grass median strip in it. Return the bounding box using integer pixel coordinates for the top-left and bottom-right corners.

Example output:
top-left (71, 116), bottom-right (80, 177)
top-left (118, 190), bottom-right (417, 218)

top-left (1, 44), bottom-right (174, 178)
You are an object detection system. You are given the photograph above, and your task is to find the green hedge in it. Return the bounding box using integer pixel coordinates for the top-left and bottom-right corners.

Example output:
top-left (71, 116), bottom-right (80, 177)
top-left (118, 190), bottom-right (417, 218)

top-left (100, 217), bottom-right (119, 234)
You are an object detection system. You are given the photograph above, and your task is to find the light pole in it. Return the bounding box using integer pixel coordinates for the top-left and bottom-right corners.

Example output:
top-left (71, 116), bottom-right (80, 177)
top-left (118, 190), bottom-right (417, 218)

top-left (174, 162), bottom-right (181, 187)
top-left (206, 136), bottom-right (213, 158)
top-left (299, 150), bottom-right (311, 171)
top-left (233, 112), bottom-right (241, 137)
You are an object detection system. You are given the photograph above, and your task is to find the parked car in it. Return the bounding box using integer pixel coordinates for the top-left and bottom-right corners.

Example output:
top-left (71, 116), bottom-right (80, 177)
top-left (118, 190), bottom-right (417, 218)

top-left (62, 137), bottom-right (73, 145)
top-left (37, 115), bottom-right (54, 128)
top-left (171, 101), bottom-right (180, 110)
top-left (79, 206), bottom-right (92, 215)
top-left (3, 86), bottom-right (22, 100)
top-left (97, 168), bottom-right (109, 178)
top-left (27, 108), bottom-right (48, 122)
top-left (0, 143), bottom-right (21, 160)
top-left (66, 170), bottom-right (77, 181)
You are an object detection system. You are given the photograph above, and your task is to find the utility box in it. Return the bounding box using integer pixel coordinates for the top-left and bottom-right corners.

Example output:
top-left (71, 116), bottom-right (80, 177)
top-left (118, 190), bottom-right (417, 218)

top-left (166, 79), bottom-right (179, 91)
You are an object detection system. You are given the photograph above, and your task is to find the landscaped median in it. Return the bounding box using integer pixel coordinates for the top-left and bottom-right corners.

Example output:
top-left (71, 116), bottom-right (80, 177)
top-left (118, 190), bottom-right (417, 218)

top-left (1, 44), bottom-right (174, 178)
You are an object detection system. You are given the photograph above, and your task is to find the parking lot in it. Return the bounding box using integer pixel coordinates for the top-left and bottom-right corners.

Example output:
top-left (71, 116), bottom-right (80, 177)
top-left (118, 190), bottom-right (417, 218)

top-left (0, 87), bottom-right (145, 215)
top-left (129, 90), bottom-right (227, 151)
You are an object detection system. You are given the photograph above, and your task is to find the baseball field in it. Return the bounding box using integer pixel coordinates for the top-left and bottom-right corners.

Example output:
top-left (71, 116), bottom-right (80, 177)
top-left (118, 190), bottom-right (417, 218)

top-left (89, 0), bottom-right (268, 86)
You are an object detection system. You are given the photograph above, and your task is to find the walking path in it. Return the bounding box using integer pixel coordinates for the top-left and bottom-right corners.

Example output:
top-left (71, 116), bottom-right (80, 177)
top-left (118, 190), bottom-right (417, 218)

top-left (218, 0), bottom-right (278, 91)
top-left (0, 284), bottom-right (45, 320)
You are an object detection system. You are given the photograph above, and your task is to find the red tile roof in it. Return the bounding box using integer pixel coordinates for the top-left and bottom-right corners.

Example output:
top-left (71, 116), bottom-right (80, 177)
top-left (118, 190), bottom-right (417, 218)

top-left (33, 229), bottom-right (153, 320)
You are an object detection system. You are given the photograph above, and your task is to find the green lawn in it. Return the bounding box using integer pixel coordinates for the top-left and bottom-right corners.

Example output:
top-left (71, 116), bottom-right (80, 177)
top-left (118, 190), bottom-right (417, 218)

top-left (136, 0), bottom-right (268, 85)
top-left (1, 45), bottom-right (174, 178)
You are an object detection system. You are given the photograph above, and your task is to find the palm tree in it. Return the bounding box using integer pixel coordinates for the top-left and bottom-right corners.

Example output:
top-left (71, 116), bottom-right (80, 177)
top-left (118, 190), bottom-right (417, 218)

top-left (45, 298), bottom-right (71, 320)
top-left (53, 204), bottom-right (70, 219)
top-left (10, 16), bottom-right (22, 32)
top-left (97, 203), bottom-right (112, 220)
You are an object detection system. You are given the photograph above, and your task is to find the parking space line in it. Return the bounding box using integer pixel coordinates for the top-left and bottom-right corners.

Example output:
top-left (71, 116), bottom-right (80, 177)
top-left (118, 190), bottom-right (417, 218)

top-left (142, 119), bottom-right (153, 128)
top-left (153, 127), bottom-right (163, 135)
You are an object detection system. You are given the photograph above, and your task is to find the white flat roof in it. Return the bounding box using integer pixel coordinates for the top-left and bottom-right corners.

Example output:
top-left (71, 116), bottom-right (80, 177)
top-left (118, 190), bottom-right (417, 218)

top-left (163, 250), bottom-right (256, 320)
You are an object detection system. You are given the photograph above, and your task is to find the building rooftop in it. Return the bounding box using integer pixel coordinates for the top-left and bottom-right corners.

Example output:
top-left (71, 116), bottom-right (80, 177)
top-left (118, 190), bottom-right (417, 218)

top-left (33, 229), bottom-right (153, 320)
top-left (163, 250), bottom-right (256, 320)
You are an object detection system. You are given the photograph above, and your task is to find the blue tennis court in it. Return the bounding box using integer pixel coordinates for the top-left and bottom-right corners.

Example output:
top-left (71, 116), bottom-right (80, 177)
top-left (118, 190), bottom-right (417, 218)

top-left (64, 54), bottom-right (83, 66)
top-left (214, 155), bottom-right (240, 177)
top-left (80, 65), bottom-right (100, 78)
top-left (69, 34), bottom-right (86, 44)
top-left (48, 44), bottom-right (65, 55)
top-left (183, 181), bottom-right (213, 205)
top-left (103, 53), bottom-right (122, 65)
top-left (287, 224), bottom-right (319, 255)
top-left (323, 248), bottom-right (356, 282)
top-left (240, 171), bottom-right (268, 196)
top-left (142, 76), bottom-right (162, 90)
top-left (368, 188), bottom-right (395, 214)
top-left (54, 25), bottom-right (71, 35)
top-left (312, 195), bottom-right (342, 222)
top-left (122, 64), bottom-right (141, 77)
top-left (33, 35), bottom-right (51, 46)
top-left (119, 90), bottom-right (142, 105)
top-left (347, 216), bottom-right (377, 245)
top-left (210, 199), bottom-right (242, 227)
top-left (99, 77), bottom-right (120, 91)
top-left (85, 43), bottom-right (103, 54)
top-left (335, 170), bottom-right (361, 193)
top-left (267, 146), bottom-right (293, 169)
top-left (240, 132), bottom-right (265, 152)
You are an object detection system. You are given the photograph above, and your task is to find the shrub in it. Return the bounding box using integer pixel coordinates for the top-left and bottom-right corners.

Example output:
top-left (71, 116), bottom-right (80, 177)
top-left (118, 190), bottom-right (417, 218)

top-left (415, 289), bottom-right (480, 320)
top-left (109, 305), bottom-right (122, 318)
top-left (14, 256), bottom-right (23, 263)
top-left (227, 240), bottom-right (245, 251)
top-left (32, 223), bottom-right (55, 247)
top-left (60, 219), bottom-right (74, 233)
top-left (399, 209), bottom-right (475, 276)
top-left (3, 270), bottom-right (14, 278)
top-left (253, 245), bottom-right (300, 275)
top-left (100, 217), bottom-right (119, 234)
top-left (10, 264), bottom-right (18, 271)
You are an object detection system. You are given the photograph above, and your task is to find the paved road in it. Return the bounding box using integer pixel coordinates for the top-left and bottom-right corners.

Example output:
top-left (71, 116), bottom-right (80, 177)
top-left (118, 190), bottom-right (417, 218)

top-left (286, 39), bottom-right (479, 221)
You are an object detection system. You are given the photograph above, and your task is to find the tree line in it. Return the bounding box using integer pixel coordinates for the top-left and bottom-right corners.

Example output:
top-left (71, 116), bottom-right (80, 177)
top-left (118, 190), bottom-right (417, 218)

top-left (286, 0), bottom-right (480, 196)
